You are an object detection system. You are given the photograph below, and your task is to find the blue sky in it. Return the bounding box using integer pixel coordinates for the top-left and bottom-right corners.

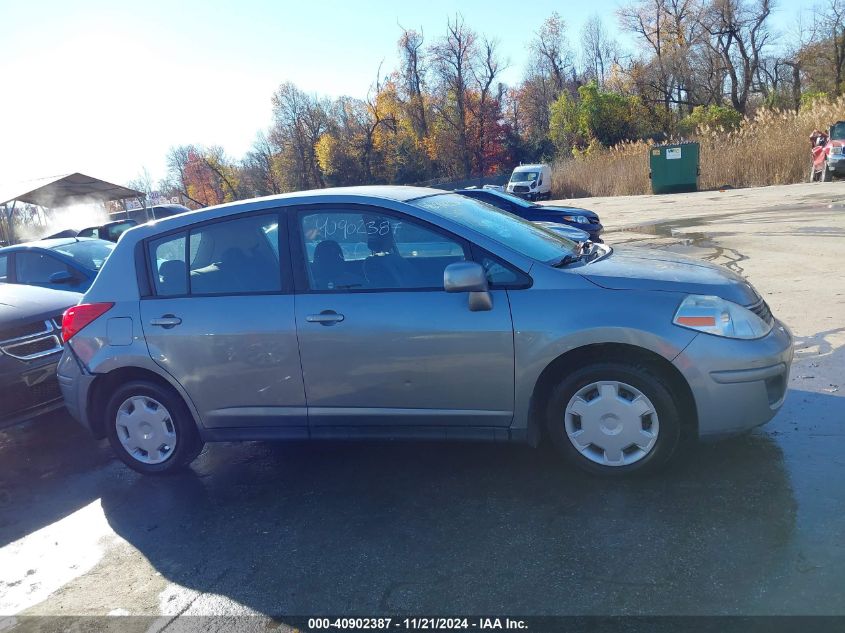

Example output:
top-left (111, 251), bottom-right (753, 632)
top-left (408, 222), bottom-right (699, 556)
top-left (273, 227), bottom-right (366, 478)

top-left (0, 0), bottom-right (809, 189)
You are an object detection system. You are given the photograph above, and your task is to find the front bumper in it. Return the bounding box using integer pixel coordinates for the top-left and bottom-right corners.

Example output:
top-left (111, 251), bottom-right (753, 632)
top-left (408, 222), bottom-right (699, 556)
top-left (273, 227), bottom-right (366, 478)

top-left (0, 354), bottom-right (64, 429)
top-left (827, 155), bottom-right (845, 174)
top-left (672, 319), bottom-right (794, 437)
top-left (507, 186), bottom-right (537, 200)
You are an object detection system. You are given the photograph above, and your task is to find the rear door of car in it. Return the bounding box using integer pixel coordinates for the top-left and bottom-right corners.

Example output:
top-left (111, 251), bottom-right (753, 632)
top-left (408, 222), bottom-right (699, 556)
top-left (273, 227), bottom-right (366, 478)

top-left (138, 210), bottom-right (307, 434)
top-left (289, 203), bottom-right (517, 434)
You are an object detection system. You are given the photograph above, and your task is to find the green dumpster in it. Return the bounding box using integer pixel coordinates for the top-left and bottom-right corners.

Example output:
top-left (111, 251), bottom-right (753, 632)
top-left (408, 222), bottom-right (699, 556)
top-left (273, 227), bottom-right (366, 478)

top-left (649, 142), bottom-right (700, 194)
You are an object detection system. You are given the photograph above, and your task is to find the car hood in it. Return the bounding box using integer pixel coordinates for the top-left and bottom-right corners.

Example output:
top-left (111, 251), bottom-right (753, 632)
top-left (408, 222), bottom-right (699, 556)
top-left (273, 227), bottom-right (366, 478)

top-left (535, 221), bottom-right (590, 242)
top-left (536, 205), bottom-right (600, 221)
top-left (0, 284), bottom-right (82, 328)
top-left (578, 246), bottom-right (760, 305)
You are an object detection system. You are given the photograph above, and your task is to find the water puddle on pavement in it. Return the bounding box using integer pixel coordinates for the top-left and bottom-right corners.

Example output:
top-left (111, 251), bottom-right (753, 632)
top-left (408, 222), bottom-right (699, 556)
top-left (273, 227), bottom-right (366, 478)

top-left (610, 217), bottom-right (750, 274)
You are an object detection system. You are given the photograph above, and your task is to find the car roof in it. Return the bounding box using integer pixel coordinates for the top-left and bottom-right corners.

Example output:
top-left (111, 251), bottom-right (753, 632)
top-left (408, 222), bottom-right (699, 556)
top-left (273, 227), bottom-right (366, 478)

top-left (101, 219), bottom-right (137, 227)
top-left (111, 185), bottom-right (449, 241)
top-left (269, 185), bottom-right (440, 203)
top-left (457, 188), bottom-right (520, 200)
top-left (0, 237), bottom-right (103, 252)
top-left (512, 164), bottom-right (546, 170)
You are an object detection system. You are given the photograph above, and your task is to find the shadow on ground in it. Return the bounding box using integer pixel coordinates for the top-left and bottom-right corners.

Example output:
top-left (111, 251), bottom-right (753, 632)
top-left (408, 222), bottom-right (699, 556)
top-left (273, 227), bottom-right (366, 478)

top-left (2, 339), bottom-right (844, 616)
top-left (97, 430), bottom-right (802, 615)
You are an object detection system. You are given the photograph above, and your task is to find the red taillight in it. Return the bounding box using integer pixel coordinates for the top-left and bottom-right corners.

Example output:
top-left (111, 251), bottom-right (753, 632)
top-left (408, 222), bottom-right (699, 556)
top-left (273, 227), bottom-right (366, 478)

top-left (62, 303), bottom-right (114, 342)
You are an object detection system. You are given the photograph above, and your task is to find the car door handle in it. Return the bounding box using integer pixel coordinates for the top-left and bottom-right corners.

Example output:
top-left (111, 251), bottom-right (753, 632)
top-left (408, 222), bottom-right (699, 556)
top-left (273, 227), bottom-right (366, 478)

top-left (306, 311), bottom-right (344, 325)
top-left (150, 315), bottom-right (182, 328)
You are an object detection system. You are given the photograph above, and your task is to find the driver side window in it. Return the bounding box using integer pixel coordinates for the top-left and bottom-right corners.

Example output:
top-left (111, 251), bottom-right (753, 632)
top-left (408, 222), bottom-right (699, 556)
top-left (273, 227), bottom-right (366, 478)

top-left (299, 210), bottom-right (466, 291)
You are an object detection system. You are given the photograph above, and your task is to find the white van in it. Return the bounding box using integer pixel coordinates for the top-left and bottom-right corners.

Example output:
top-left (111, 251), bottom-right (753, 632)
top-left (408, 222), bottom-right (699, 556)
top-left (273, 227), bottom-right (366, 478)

top-left (505, 163), bottom-right (552, 201)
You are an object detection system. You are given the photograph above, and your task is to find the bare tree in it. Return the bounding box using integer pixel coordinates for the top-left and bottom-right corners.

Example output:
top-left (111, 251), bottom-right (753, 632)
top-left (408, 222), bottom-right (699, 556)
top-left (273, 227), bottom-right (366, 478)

top-left (243, 131), bottom-right (282, 196)
top-left (532, 12), bottom-right (575, 93)
top-left (581, 15), bottom-right (620, 86)
top-left (271, 82), bottom-right (329, 189)
top-left (470, 37), bottom-right (506, 175)
top-left (619, 0), bottom-right (704, 111)
top-left (398, 26), bottom-right (429, 139)
top-left (701, 0), bottom-right (773, 113)
top-left (810, 0), bottom-right (845, 94)
top-left (430, 14), bottom-right (477, 178)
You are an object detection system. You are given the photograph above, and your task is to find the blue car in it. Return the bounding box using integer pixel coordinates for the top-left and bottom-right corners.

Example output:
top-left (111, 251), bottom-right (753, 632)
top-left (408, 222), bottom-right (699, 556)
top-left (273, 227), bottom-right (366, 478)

top-left (533, 221), bottom-right (590, 243)
top-left (457, 188), bottom-right (604, 242)
top-left (0, 238), bottom-right (115, 293)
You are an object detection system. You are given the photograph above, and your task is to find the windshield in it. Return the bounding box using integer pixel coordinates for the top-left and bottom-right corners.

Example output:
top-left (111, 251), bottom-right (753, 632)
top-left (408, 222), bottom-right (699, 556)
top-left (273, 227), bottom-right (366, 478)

top-left (50, 239), bottom-right (115, 271)
top-left (510, 170), bottom-right (539, 183)
top-left (485, 189), bottom-right (536, 209)
top-left (409, 193), bottom-right (575, 263)
top-left (830, 122), bottom-right (845, 140)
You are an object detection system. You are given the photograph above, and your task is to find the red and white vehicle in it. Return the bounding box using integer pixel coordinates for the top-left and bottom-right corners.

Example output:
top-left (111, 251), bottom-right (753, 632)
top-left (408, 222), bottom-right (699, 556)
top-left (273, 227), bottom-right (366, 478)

top-left (810, 121), bottom-right (845, 182)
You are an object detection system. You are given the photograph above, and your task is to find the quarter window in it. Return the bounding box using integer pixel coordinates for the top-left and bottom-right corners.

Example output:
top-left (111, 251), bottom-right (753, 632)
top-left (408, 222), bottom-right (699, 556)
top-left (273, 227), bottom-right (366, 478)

top-left (479, 255), bottom-right (524, 287)
top-left (149, 234), bottom-right (187, 296)
top-left (0, 255), bottom-right (7, 282)
top-left (300, 210), bottom-right (466, 291)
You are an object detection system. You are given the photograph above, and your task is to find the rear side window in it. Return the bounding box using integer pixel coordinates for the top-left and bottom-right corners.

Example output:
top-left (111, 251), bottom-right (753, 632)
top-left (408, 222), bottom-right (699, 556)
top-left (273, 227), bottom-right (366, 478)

top-left (188, 214), bottom-right (281, 295)
top-left (105, 222), bottom-right (136, 241)
top-left (147, 214), bottom-right (282, 297)
top-left (0, 254), bottom-right (7, 282)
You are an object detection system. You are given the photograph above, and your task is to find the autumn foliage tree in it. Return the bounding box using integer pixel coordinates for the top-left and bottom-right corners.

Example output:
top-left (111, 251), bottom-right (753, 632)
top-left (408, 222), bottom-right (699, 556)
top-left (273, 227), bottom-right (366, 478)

top-left (155, 4), bottom-right (836, 202)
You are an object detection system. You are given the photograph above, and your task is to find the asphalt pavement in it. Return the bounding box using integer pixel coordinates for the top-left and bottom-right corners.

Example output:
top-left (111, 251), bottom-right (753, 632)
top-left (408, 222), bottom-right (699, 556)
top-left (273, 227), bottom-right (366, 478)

top-left (1, 183), bottom-right (843, 627)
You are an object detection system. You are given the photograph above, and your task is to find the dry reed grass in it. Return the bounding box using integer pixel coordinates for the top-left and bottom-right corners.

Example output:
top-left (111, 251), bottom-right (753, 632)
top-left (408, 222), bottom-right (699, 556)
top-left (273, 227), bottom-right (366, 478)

top-left (551, 97), bottom-right (845, 198)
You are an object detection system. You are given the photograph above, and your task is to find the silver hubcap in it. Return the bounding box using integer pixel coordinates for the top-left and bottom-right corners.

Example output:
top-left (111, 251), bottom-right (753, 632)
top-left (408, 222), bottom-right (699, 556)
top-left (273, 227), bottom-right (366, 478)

top-left (564, 381), bottom-right (659, 467)
top-left (115, 396), bottom-right (177, 465)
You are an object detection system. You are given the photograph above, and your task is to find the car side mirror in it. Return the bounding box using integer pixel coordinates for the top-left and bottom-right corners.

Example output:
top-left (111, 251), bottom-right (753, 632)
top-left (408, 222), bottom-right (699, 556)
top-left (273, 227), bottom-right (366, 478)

top-left (49, 270), bottom-right (74, 284)
top-left (444, 261), bottom-right (492, 312)
top-left (538, 177), bottom-right (543, 185)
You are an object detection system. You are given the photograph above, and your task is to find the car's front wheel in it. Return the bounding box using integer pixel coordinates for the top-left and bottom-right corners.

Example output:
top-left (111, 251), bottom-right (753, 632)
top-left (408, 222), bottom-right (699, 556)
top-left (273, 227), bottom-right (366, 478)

top-left (545, 361), bottom-right (682, 476)
top-left (105, 380), bottom-right (204, 475)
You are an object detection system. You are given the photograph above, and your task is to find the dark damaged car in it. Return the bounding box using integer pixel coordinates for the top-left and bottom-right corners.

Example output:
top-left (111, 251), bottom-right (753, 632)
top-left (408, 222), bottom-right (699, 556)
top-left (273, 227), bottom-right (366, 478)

top-left (0, 284), bottom-right (80, 428)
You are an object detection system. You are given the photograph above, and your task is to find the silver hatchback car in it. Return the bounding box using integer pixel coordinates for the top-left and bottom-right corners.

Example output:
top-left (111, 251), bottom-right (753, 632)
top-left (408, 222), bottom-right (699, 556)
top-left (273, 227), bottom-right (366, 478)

top-left (57, 187), bottom-right (793, 476)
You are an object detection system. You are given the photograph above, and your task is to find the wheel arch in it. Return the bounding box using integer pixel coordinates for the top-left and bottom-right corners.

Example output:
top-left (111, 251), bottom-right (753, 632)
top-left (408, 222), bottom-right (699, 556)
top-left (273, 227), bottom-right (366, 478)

top-left (87, 366), bottom-right (199, 439)
top-left (527, 342), bottom-right (698, 445)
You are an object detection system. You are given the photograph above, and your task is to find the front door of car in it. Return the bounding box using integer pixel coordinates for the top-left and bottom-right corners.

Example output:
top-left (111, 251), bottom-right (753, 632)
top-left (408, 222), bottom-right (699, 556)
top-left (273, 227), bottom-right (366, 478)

top-left (290, 206), bottom-right (516, 431)
top-left (14, 251), bottom-right (88, 291)
top-left (139, 212), bottom-right (307, 432)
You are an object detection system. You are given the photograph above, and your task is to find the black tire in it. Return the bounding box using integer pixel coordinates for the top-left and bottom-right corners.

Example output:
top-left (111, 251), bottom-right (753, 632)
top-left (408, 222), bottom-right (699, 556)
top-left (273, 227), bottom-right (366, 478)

top-left (105, 380), bottom-right (204, 475)
top-left (544, 361), bottom-right (683, 476)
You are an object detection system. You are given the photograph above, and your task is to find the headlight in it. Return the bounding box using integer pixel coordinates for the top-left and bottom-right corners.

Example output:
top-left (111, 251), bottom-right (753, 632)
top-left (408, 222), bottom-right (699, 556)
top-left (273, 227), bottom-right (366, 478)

top-left (831, 146), bottom-right (843, 156)
top-left (673, 295), bottom-right (772, 339)
top-left (563, 215), bottom-right (589, 224)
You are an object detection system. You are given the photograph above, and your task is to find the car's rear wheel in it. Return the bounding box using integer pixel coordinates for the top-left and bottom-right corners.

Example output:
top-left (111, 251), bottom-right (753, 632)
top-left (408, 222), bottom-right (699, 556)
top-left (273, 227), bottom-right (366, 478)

top-left (105, 380), bottom-right (203, 475)
top-left (545, 361), bottom-right (682, 476)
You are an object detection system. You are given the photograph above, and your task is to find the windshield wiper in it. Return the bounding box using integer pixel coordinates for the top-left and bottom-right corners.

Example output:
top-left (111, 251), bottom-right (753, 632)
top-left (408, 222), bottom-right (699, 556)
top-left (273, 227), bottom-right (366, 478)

top-left (550, 252), bottom-right (583, 268)
top-left (550, 240), bottom-right (599, 268)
